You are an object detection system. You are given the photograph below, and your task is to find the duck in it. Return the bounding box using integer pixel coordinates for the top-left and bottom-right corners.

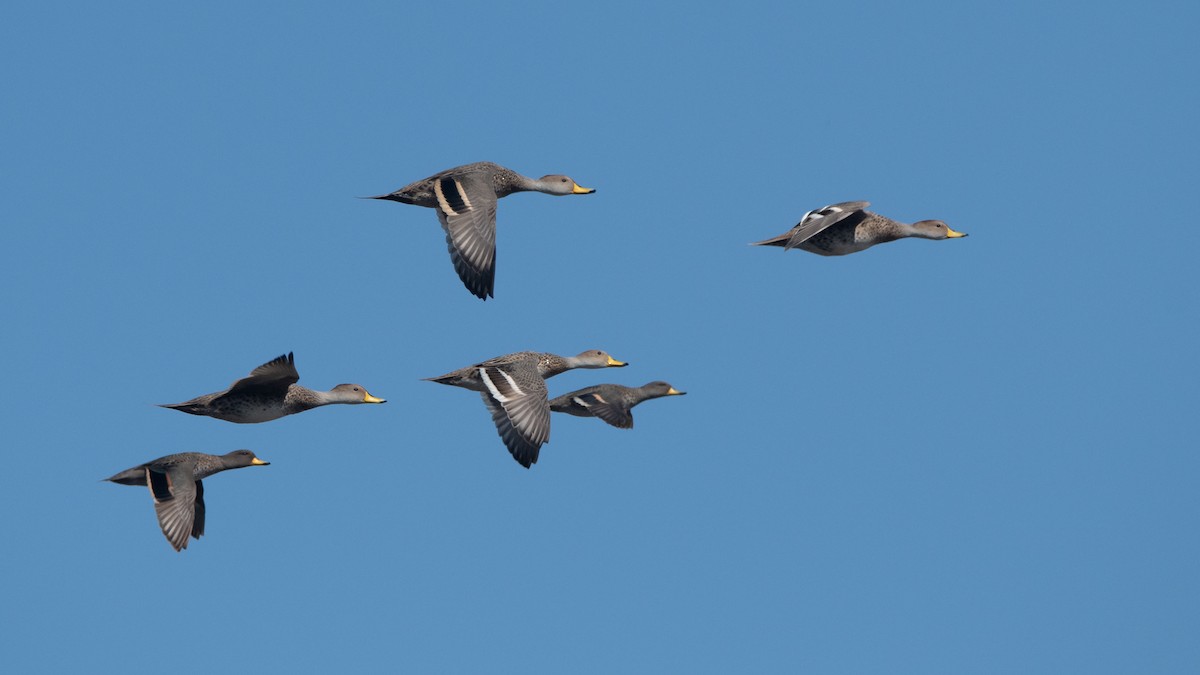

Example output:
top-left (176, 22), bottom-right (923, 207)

top-left (368, 162), bottom-right (595, 300)
top-left (160, 352), bottom-right (385, 423)
top-left (105, 449), bottom-right (269, 551)
top-left (425, 350), bottom-right (627, 467)
top-left (752, 201), bottom-right (967, 256)
top-left (550, 381), bottom-right (686, 429)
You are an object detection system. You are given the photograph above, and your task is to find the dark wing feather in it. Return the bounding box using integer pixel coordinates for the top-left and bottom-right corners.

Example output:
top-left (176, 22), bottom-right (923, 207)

top-left (192, 479), bottom-right (205, 539)
top-left (548, 389), bottom-right (591, 416)
top-left (783, 201), bottom-right (870, 249)
top-left (147, 468), bottom-right (199, 552)
top-left (224, 352), bottom-right (299, 397)
top-left (434, 175), bottom-right (499, 300)
top-left (477, 362), bottom-right (551, 467)
top-left (572, 391), bottom-right (635, 429)
top-left (480, 393), bottom-right (545, 468)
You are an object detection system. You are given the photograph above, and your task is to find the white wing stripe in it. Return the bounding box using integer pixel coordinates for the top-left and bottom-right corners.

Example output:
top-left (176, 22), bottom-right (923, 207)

top-left (454, 178), bottom-right (473, 212)
top-left (480, 367), bottom-right (524, 403)
top-left (434, 178), bottom-right (458, 216)
top-left (498, 369), bottom-right (524, 397)
top-left (479, 367), bottom-right (508, 402)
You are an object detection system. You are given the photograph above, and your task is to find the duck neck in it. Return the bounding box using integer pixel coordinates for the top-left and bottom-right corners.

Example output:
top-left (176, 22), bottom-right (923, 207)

top-left (543, 355), bottom-right (577, 378)
top-left (285, 385), bottom-right (325, 412)
top-left (498, 172), bottom-right (541, 197)
top-left (876, 220), bottom-right (911, 243)
top-left (631, 388), bottom-right (657, 404)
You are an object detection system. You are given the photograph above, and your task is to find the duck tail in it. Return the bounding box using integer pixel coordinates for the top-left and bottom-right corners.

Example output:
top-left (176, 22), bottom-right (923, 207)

top-left (361, 192), bottom-right (413, 204)
top-left (750, 232), bottom-right (790, 247)
top-left (104, 467), bottom-right (147, 486)
top-left (158, 402), bottom-right (205, 416)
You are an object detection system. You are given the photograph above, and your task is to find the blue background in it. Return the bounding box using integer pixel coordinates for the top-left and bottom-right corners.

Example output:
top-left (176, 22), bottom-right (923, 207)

top-left (3, 1), bottom-right (1198, 672)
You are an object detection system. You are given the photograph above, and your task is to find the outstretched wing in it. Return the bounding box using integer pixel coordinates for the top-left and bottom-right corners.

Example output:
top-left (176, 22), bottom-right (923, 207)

top-left (566, 390), bottom-right (634, 429)
top-left (224, 352), bottom-right (299, 397)
top-left (477, 361), bottom-right (550, 468)
top-left (783, 201), bottom-right (870, 249)
top-left (434, 174), bottom-right (499, 300)
top-left (146, 467), bottom-right (202, 552)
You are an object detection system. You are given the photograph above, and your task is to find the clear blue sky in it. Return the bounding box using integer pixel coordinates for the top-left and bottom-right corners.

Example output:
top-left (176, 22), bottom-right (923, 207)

top-left (3, 1), bottom-right (1198, 672)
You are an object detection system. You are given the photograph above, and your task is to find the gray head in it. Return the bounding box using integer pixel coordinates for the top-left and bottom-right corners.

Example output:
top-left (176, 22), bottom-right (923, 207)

top-left (910, 219), bottom-right (968, 240)
top-left (536, 174), bottom-right (595, 196)
top-left (642, 381), bottom-right (686, 397)
top-left (571, 350), bottom-right (628, 369)
top-left (220, 449), bottom-right (270, 468)
top-left (329, 383), bottom-right (387, 404)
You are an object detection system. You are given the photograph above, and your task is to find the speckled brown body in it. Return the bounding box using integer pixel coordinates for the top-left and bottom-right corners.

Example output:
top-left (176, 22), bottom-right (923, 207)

top-left (753, 202), bottom-right (965, 256)
top-left (106, 452), bottom-right (242, 485)
top-left (383, 162), bottom-right (532, 207)
top-left (549, 381), bottom-right (685, 429)
top-left (160, 352), bottom-right (384, 424)
top-left (164, 385), bottom-right (328, 423)
top-left (798, 212), bottom-right (903, 256)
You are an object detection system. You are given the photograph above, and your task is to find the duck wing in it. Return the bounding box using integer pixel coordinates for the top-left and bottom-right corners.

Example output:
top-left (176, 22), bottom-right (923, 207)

top-left (477, 361), bottom-right (550, 467)
top-left (146, 466), bottom-right (203, 552)
top-left (434, 173), bottom-right (499, 300)
top-left (222, 352), bottom-right (299, 399)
